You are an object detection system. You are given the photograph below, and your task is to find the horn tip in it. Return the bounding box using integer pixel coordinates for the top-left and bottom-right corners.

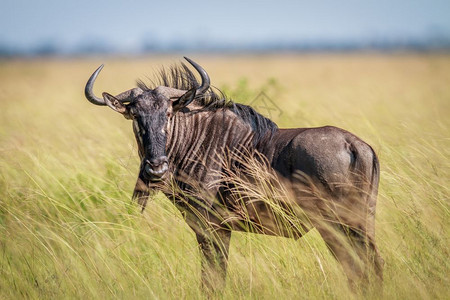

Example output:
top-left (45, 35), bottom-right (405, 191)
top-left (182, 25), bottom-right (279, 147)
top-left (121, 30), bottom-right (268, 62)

top-left (90, 64), bottom-right (105, 77)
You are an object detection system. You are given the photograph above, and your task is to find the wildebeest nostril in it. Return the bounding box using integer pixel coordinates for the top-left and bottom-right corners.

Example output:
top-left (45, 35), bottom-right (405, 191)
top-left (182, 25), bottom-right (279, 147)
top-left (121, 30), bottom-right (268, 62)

top-left (149, 156), bottom-right (168, 167)
top-left (144, 156), bottom-right (169, 181)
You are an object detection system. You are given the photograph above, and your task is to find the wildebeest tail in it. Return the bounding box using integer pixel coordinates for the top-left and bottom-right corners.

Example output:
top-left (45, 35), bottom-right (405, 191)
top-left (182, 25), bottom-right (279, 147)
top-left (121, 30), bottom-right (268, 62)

top-left (349, 142), bottom-right (380, 204)
top-left (367, 146), bottom-right (380, 213)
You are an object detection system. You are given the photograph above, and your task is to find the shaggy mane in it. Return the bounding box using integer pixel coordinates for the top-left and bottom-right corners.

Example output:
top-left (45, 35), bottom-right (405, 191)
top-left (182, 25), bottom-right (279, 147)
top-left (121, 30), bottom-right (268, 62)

top-left (137, 62), bottom-right (278, 145)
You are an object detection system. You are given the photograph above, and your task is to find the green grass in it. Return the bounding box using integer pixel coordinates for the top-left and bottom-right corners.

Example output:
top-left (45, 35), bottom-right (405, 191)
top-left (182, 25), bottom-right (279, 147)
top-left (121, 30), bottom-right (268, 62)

top-left (0, 54), bottom-right (449, 299)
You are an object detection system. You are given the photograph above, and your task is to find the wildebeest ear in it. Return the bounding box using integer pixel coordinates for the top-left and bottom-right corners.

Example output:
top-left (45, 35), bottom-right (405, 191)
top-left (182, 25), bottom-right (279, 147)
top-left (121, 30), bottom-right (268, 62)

top-left (102, 92), bottom-right (127, 114)
top-left (172, 88), bottom-right (196, 113)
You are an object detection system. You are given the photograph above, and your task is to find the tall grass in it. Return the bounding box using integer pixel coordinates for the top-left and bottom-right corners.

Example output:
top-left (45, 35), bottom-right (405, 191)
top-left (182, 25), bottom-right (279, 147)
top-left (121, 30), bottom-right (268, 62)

top-left (0, 54), bottom-right (449, 299)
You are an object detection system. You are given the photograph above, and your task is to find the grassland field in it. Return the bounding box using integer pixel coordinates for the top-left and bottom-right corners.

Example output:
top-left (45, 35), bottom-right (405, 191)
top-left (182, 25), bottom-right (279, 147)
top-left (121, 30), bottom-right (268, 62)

top-left (0, 53), bottom-right (449, 299)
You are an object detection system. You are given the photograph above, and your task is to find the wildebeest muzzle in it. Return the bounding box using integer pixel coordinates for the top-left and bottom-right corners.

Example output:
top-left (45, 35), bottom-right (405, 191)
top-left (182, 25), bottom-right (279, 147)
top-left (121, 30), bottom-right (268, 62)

top-left (143, 156), bottom-right (169, 181)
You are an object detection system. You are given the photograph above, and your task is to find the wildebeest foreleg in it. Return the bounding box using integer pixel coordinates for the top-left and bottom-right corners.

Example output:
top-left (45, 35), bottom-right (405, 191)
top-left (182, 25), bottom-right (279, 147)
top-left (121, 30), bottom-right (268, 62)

top-left (195, 228), bottom-right (231, 292)
top-left (132, 177), bottom-right (150, 211)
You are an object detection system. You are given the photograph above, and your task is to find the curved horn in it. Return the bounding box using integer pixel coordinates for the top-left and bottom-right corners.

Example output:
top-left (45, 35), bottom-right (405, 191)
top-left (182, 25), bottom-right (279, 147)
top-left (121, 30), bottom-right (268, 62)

top-left (184, 57), bottom-right (210, 94)
top-left (85, 64), bottom-right (143, 105)
top-left (85, 64), bottom-right (106, 105)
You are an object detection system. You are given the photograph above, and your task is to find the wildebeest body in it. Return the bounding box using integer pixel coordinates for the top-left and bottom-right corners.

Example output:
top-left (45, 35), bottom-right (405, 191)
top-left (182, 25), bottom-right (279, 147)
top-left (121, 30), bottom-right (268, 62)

top-left (84, 58), bottom-right (384, 291)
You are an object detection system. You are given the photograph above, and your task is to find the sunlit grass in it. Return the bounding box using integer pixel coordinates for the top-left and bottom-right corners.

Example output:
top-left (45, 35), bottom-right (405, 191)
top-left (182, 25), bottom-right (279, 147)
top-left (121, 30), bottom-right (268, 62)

top-left (0, 54), bottom-right (449, 299)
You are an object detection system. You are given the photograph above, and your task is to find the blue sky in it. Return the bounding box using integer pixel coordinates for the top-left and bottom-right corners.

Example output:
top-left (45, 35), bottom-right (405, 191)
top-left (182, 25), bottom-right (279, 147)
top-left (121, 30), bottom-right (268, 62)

top-left (1, 0), bottom-right (450, 52)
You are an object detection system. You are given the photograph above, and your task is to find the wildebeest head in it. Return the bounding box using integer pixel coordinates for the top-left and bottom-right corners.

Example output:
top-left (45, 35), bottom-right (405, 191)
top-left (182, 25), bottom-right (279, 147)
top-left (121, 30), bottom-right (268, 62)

top-left (84, 57), bottom-right (210, 181)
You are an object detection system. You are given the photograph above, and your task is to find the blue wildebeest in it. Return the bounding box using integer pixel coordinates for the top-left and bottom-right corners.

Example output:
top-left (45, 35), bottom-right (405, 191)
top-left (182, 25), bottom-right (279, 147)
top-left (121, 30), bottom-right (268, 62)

top-left (84, 57), bottom-right (384, 291)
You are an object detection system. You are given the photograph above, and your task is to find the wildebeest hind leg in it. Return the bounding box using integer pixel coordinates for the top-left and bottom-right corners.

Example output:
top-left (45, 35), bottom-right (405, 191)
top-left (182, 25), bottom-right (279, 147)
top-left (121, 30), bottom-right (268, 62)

top-left (314, 215), bottom-right (383, 292)
top-left (365, 213), bottom-right (385, 284)
top-left (313, 217), bottom-right (367, 290)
